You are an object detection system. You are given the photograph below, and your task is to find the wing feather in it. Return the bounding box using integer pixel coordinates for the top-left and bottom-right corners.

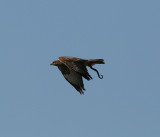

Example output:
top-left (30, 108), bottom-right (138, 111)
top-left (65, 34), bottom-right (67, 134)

top-left (57, 64), bottom-right (85, 94)
top-left (63, 70), bottom-right (85, 94)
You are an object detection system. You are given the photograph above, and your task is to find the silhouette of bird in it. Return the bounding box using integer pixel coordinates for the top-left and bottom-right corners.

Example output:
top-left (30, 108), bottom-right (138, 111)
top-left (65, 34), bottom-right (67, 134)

top-left (50, 56), bottom-right (105, 94)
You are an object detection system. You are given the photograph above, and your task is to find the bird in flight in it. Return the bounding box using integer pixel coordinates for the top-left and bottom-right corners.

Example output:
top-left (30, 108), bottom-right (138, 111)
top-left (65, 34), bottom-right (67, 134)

top-left (50, 56), bottom-right (105, 94)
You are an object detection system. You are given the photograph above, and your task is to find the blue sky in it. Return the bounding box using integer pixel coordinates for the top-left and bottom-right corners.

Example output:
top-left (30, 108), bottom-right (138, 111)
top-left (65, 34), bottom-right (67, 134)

top-left (0, 0), bottom-right (160, 137)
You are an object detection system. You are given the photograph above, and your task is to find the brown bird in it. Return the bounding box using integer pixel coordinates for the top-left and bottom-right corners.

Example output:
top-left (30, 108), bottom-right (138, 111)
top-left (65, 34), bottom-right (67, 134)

top-left (50, 56), bottom-right (105, 94)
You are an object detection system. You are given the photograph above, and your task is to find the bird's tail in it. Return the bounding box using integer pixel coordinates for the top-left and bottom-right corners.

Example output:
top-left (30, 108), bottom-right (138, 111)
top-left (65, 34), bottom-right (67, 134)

top-left (86, 59), bottom-right (104, 66)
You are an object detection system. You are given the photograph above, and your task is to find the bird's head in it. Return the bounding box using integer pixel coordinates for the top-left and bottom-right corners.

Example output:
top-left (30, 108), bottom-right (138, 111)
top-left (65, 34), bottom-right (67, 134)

top-left (50, 60), bottom-right (61, 66)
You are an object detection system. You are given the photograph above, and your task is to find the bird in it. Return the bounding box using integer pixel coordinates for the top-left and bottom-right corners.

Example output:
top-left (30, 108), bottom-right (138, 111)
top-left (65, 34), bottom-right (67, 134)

top-left (50, 56), bottom-right (105, 94)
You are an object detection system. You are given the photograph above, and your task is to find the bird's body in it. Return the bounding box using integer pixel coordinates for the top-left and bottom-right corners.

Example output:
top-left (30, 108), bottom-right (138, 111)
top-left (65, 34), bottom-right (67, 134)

top-left (50, 56), bottom-right (104, 94)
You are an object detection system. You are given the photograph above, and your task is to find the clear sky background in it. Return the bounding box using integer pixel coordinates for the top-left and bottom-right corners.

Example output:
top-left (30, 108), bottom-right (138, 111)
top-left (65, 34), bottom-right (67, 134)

top-left (0, 0), bottom-right (160, 137)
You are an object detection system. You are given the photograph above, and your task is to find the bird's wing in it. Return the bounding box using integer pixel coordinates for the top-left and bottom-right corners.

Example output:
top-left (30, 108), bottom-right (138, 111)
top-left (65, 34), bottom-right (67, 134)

top-left (58, 65), bottom-right (85, 94)
top-left (59, 56), bottom-right (92, 80)
top-left (59, 56), bottom-right (85, 62)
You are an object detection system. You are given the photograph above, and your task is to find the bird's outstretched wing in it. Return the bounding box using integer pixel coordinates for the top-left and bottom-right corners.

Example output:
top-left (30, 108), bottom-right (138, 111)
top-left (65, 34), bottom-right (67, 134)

top-left (59, 56), bottom-right (92, 80)
top-left (58, 65), bottom-right (85, 94)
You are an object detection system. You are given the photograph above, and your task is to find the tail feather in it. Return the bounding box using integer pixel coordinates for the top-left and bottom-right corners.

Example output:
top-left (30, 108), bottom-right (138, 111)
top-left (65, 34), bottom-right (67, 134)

top-left (86, 59), bottom-right (104, 66)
